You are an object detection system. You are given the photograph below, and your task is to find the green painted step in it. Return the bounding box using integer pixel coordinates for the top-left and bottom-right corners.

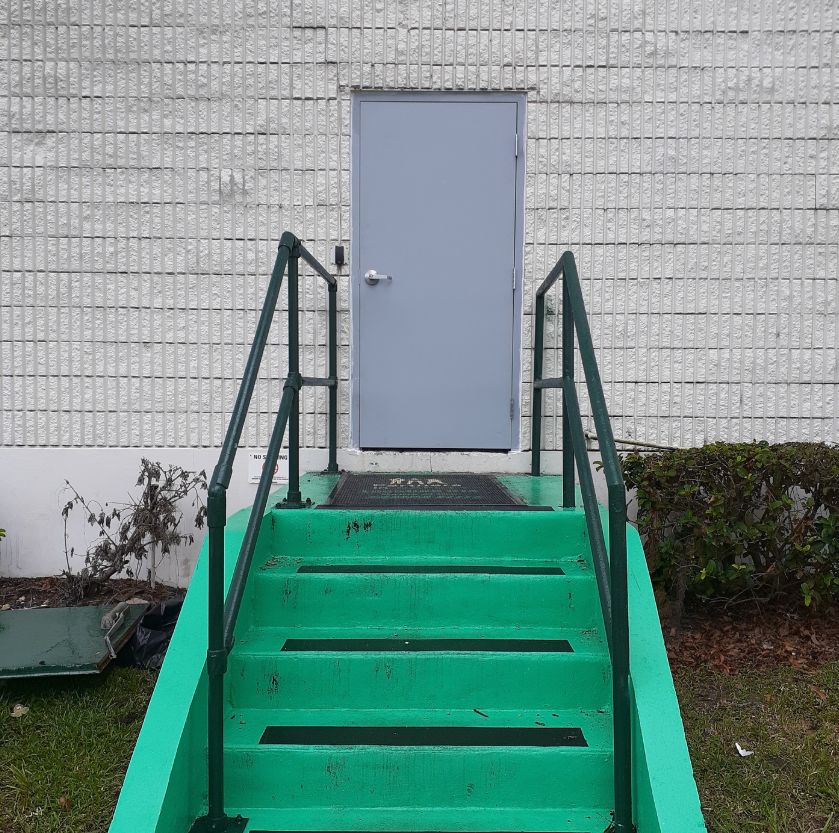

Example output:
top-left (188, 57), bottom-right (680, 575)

top-left (250, 566), bottom-right (598, 629)
top-left (224, 743), bottom-right (612, 809)
top-left (268, 509), bottom-right (590, 564)
top-left (229, 628), bottom-right (610, 710)
top-left (224, 704), bottom-right (612, 812)
top-left (224, 708), bottom-right (611, 743)
top-left (230, 806), bottom-right (614, 833)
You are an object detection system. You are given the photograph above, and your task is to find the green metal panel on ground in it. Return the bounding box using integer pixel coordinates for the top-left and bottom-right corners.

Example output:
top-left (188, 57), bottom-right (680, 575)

top-left (0, 603), bottom-right (147, 678)
top-left (110, 474), bottom-right (706, 833)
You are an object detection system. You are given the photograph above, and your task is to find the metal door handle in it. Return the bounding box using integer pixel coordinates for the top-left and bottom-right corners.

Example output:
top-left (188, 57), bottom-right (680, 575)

top-left (365, 270), bottom-right (393, 286)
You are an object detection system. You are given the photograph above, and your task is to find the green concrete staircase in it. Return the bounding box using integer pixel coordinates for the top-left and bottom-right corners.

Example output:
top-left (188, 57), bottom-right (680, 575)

top-left (225, 515), bottom-right (611, 831)
top-left (109, 475), bottom-right (707, 833)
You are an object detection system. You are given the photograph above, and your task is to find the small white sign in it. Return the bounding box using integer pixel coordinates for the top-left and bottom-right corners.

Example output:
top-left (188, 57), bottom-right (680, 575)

top-left (248, 451), bottom-right (289, 484)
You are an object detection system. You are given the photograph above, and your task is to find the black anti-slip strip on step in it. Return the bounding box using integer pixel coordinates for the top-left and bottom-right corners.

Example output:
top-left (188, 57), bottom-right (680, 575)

top-left (318, 472), bottom-right (552, 511)
top-left (281, 638), bottom-right (573, 653)
top-left (259, 725), bottom-right (588, 748)
top-left (297, 564), bottom-right (566, 575)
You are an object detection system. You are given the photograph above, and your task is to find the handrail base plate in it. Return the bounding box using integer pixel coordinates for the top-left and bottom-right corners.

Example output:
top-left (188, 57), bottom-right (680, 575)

top-left (189, 813), bottom-right (248, 833)
top-left (276, 496), bottom-right (313, 510)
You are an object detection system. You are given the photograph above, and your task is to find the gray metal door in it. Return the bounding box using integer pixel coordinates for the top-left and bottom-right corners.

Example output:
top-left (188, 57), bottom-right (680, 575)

top-left (354, 95), bottom-right (522, 449)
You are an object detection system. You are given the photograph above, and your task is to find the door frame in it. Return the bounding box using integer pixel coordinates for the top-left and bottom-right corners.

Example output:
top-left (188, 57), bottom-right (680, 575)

top-left (349, 90), bottom-right (527, 451)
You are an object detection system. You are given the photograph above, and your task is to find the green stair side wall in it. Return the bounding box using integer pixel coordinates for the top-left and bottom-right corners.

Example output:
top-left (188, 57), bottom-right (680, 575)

top-left (623, 514), bottom-right (707, 832)
top-left (108, 477), bottom-right (338, 833)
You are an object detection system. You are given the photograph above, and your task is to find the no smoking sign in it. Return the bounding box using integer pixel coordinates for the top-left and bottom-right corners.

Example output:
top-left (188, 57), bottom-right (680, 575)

top-left (247, 452), bottom-right (289, 485)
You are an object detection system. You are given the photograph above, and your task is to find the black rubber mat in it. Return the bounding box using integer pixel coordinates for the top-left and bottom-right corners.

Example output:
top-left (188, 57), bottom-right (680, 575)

top-left (319, 473), bottom-right (552, 510)
top-left (259, 725), bottom-right (587, 747)
top-left (281, 639), bottom-right (573, 653)
top-left (298, 564), bottom-right (566, 575)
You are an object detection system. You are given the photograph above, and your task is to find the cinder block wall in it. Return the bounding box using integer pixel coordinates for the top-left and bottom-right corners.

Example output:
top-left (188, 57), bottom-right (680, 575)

top-left (2, 0), bottom-right (838, 454)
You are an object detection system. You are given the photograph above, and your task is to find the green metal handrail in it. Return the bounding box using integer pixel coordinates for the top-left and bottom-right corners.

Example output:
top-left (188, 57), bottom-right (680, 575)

top-left (191, 232), bottom-right (338, 833)
top-left (531, 251), bottom-right (632, 833)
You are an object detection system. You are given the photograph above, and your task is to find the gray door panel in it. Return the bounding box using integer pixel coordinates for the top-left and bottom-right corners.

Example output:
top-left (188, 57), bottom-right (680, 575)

top-left (356, 98), bottom-right (519, 449)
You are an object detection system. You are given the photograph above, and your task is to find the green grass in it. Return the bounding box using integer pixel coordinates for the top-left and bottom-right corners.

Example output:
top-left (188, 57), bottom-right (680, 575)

top-left (2, 662), bottom-right (838, 832)
top-left (674, 663), bottom-right (839, 833)
top-left (0, 667), bottom-right (157, 833)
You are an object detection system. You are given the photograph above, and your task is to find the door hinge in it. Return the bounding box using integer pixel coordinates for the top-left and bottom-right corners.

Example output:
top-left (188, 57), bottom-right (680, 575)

top-left (510, 398), bottom-right (515, 419)
top-left (514, 132), bottom-right (518, 157)
top-left (512, 266), bottom-right (516, 290)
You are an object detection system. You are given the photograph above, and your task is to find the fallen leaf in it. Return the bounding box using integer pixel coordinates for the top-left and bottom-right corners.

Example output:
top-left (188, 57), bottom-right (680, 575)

top-left (10, 704), bottom-right (29, 718)
top-left (58, 795), bottom-right (73, 809)
top-left (812, 687), bottom-right (827, 701)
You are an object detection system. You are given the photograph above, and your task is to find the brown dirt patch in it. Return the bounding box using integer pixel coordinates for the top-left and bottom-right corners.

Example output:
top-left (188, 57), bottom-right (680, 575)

top-left (0, 576), bottom-right (182, 610)
top-left (665, 598), bottom-right (839, 673)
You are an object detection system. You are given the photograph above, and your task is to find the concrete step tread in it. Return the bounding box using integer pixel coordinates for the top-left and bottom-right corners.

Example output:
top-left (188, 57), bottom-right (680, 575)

top-left (232, 626), bottom-right (608, 656)
top-left (256, 555), bottom-right (591, 575)
top-left (223, 707), bottom-right (613, 750)
top-left (228, 805), bottom-right (614, 832)
top-left (224, 744), bottom-right (614, 810)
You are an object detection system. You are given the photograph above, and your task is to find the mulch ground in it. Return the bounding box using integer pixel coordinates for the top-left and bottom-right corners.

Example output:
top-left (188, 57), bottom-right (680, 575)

top-left (0, 576), bottom-right (182, 611)
top-left (664, 598), bottom-right (839, 673)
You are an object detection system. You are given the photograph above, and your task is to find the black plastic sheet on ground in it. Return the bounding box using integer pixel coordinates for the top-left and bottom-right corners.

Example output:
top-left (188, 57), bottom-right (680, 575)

top-left (117, 597), bottom-right (183, 670)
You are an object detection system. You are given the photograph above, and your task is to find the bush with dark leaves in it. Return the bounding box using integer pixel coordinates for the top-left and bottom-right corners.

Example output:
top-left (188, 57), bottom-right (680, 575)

top-left (622, 441), bottom-right (839, 623)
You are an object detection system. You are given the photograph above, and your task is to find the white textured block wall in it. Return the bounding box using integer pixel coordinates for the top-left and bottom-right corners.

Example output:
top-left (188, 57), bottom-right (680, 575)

top-left (1, 0), bottom-right (838, 453)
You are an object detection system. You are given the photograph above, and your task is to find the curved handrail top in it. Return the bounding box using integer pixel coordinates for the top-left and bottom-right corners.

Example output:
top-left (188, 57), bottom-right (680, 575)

top-left (211, 233), bottom-right (297, 490)
top-left (535, 252), bottom-right (567, 298)
top-left (535, 250), bottom-right (625, 493)
top-left (560, 257), bottom-right (623, 492)
top-left (299, 243), bottom-right (337, 287)
top-left (209, 237), bottom-right (335, 493)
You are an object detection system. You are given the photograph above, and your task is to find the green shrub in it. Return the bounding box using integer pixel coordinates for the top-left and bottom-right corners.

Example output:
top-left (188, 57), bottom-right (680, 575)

top-left (621, 441), bottom-right (839, 618)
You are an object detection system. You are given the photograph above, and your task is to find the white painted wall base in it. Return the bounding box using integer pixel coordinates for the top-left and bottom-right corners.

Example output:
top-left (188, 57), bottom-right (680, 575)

top-left (336, 449), bottom-right (564, 475)
top-left (0, 447), bottom-right (602, 584)
top-left (0, 447), bottom-right (331, 584)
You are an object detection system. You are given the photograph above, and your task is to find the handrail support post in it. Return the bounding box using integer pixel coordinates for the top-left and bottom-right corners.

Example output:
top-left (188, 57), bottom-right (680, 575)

top-left (531, 292), bottom-right (545, 476)
top-left (326, 281), bottom-right (339, 473)
top-left (191, 486), bottom-right (248, 833)
top-left (281, 241), bottom-right (306, 509)
top-left (206, 486), bottom-right (226, 824)
top-left (609, 482), bottom-right (633, 832)
top-left (561, 271), bottom-right (576, 509)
